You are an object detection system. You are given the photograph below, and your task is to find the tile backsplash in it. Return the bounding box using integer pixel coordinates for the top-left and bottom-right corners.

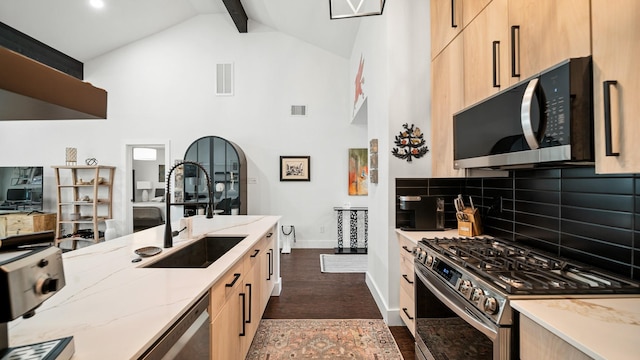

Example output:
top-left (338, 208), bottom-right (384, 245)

top-left (396, 167), bottom-right (639, 281)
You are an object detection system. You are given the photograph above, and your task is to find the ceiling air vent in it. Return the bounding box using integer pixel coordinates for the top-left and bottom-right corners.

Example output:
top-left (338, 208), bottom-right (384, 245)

top-left (216, 63), bottom-right (233, 96)
top-left (290, 105), bottom-right (307, 116)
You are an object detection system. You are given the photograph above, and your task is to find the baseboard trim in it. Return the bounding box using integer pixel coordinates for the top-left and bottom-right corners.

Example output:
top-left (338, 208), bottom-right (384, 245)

top-left (365, 272), bottom-right (403, 326)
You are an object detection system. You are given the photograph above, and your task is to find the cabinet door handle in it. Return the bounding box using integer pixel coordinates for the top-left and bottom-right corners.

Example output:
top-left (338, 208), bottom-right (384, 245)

top-left (402, 307), bottom-right (414, 320)
top-left (402, 274), bottom-right (414, 285)
top-left (226, 273), bottom-right (241, 287)
top-left (603, 80), bottom-right (620, 156)
top-left (250, 249), bottom-right (260, 258)
top-left (492, 41), bottom-right (501, 88)
top-left (510, 25), bottom-right (520, 77)
top-left (402, 245), bottom-right (412, 254)
top-left (267, 232), bottom-right (273, 238)
top-left (245, 284), bottom-right (252, 324)
top-left (239, 293), bottom-right (246, 336)
top-left (267, 251), bottom-right (272, 280)
top-left (451, 0), bottom-right (458, 28)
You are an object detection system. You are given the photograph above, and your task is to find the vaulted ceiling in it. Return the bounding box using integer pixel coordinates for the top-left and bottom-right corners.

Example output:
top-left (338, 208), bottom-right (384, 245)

top-left (0, 0), bottom-right (361, 62)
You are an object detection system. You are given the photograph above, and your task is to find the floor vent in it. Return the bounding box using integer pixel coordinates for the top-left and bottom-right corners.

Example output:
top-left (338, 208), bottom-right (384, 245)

top-left (291, 105), bottom-right (307, 116)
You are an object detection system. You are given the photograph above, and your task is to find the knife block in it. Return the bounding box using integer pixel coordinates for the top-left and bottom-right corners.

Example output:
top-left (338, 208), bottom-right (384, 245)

top-left (457, 207), bottom-right (483, 236)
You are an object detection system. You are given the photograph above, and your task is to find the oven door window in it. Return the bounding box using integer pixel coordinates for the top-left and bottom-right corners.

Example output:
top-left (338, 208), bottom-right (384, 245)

top-left (415, 272), bottom-right (493, 360)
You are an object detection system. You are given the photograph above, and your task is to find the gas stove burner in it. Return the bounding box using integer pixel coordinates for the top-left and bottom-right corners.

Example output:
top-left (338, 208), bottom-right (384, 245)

top-left (418, 236), bottom-right (640, 296)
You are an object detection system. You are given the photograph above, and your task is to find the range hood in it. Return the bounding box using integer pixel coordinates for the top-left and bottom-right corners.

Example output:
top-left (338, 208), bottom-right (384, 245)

top-left (0, 47), bottom-right (107, 120)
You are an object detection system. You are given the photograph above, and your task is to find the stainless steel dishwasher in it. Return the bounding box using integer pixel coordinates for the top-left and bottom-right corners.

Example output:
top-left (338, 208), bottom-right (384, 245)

top-left (140, 293), bottom-right (210, 360)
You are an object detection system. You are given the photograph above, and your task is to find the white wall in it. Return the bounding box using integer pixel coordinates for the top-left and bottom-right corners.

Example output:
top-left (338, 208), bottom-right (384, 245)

top-left (351, 0), bottom-right (431, 325)
top-left (0, 14), bottom-right (367, 247)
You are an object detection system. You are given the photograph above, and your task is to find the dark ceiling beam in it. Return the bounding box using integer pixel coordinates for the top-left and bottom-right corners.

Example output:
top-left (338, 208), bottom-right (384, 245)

top-left (222, 0), bottom-right (248, 33)
top-left (0, 21), bottom-right (83, 79)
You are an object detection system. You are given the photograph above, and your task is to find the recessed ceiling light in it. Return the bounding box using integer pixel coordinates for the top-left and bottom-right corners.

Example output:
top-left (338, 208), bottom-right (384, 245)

top-left (89, 0), bottom-right (105, 9)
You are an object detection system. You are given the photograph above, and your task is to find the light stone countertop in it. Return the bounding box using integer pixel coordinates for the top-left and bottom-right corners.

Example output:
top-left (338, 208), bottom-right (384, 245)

top-left (395, 228), bottom-right (465, 244)
top-left (512, 297), bottom-right (640, 360)
top-left (8, 215), bottom-right (281, 360)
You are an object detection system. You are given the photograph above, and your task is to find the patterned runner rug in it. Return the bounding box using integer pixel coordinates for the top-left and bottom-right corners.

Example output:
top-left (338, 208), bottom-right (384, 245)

top-left (246, 319), bottom-right (403, 359)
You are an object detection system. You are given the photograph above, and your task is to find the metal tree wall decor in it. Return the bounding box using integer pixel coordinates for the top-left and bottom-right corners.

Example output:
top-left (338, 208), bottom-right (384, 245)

top-left (391, 123), bottom-right (429, 162)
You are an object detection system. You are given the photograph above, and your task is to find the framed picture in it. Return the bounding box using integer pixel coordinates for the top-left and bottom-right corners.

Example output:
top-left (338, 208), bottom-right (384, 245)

top-left (280, 156), bottom-right (310, 181)
top-left (348, 148), bottom-right (368, 195)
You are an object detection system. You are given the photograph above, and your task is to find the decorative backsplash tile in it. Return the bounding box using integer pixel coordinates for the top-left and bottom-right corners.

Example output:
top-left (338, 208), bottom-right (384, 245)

top-left (396, 167), bottom-right (639, 281)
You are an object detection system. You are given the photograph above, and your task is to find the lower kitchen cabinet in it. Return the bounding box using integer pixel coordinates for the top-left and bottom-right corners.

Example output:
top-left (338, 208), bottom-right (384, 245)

top-left (261, 229), bottom-right (276, 309)
top-left (520, 315), bottom-right (591, 360)
top-left (397, 234), bottom-right (416, 336)
top-left (210, 227), bottom-right (277, 359)
top-left (210, 260), bottom-right (245, 360)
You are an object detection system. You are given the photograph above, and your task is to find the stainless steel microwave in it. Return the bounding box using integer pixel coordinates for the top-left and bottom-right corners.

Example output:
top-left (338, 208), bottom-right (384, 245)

top-left (453, 57), bottom-right (593, 169)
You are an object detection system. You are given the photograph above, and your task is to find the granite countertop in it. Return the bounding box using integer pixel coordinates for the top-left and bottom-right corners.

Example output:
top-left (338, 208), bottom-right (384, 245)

top-left (8, 215), bottom-right (281, 359)
top-left (512, 297), bottom-right (640, 360)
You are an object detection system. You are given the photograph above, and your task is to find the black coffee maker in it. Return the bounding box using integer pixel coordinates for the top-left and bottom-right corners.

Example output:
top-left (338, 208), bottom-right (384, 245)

top-left (398, 196), bottom-right (445, 231)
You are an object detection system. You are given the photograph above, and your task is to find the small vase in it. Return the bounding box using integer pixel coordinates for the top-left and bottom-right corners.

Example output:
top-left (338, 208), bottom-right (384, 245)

top-left (104, 219), bottom-right (117, 241)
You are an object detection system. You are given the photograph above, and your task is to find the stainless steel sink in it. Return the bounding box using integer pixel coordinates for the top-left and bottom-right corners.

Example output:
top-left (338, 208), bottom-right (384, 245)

top-left (144, 236), bottom-right (245, 268)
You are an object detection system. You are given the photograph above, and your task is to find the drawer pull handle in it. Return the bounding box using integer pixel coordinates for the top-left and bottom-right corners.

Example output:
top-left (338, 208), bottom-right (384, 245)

top-left (511, 25), bottom-right (520, 77)
top-left (402, 245), bottom-right (412, 254)
top-left (492, 41), bottom-right (501, 88)
top-left (226, 273), bottom-right (241, 287)
top-left (250, 249), bottom-right (260, 258)
top-left (245, 283), bottom-right (253, 324)
top-left (402, 307), bottom-right (414, 320)
top-left (239, 292), bottom-right (246, 336)
top-left (451, 0), bottom-right (458, 28)
top-left (603, 80), bottom-right (620, 156)
top-left (402, 274), bottom-right (414, 284)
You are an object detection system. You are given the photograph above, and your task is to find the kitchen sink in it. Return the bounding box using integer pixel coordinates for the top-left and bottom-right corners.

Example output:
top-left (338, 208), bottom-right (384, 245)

top-left (144, 236), bottom-right (246, 268)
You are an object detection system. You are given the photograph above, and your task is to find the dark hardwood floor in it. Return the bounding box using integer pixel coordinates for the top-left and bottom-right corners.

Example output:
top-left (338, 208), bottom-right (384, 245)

top-left (263, 249), bottom-right (415, 359)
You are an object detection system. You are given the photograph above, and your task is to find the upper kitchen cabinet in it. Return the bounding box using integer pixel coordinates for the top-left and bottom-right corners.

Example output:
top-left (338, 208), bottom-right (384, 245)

top-left (430, 0), bottom-right (491, 60)
top-left (592, 0), bottom-right (640, 173)
top-left (431, 36), bottom-right (465, 178)
top-left (462, 0), bottom-right (509, 107)
top-left (507, 0), bottom-right (590, 85)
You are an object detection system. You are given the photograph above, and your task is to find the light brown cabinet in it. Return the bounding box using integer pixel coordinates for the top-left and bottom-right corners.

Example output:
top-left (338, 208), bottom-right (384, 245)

top-left (462, 0), bottom-right (509, 107)
top-left (210, 228), bottom-right (277, 359)
top-left (51, 165), bottom-right (115, 248)
top-left (462, 0), bottom-right (590, 106)
top-left (431, 35), bottom-right (465, 178)
top-left (261, 230), bottom-right (277, 308)
top-left (592, 0), bottom-right (640, 174)
top-left (397, 234), bottom-right (416, 336)
top-left (507, 0), bottom-right (590, 85)
top-left (0, 212), bottom-right (56, 238)
top-left (520, 315), bottom-right (591, 360)
top-left (430, 0), bottom-right (491, 60)
top-left (210, 259), bottom-right (245, 360)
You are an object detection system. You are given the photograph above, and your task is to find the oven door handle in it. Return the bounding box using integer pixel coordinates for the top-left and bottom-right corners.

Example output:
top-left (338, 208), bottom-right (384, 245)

top-left (415, 267), bottom-right (498, 341)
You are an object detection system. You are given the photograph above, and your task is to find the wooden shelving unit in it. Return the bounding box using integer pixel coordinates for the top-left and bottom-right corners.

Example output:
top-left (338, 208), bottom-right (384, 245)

top-left (52, 165), bottom-right (115, 249)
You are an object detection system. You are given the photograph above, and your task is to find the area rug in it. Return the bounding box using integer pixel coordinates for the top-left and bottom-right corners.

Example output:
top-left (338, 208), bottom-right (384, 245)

top-left (320, 254), bottom-right (367, 273)
top-left (246, 319), bottom-right (403, 359)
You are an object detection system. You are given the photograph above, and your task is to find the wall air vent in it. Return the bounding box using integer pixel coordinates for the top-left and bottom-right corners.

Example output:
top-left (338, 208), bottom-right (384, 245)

top-left (290, 105), bottom-right (307, 116)
top-left (216, 63), bottom-right (233, 96)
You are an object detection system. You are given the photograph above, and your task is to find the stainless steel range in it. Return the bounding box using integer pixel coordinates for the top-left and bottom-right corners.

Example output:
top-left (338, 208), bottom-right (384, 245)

top-left (413, 236), bottom-right (640, 360)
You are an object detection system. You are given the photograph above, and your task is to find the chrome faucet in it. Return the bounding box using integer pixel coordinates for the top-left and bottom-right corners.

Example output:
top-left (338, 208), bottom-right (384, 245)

top-left (164, 161), bottom-right (214, 248)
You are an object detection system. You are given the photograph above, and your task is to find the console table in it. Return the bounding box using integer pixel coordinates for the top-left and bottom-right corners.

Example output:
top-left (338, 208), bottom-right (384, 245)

top-left (333, 207), bottom-right (368, 254)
